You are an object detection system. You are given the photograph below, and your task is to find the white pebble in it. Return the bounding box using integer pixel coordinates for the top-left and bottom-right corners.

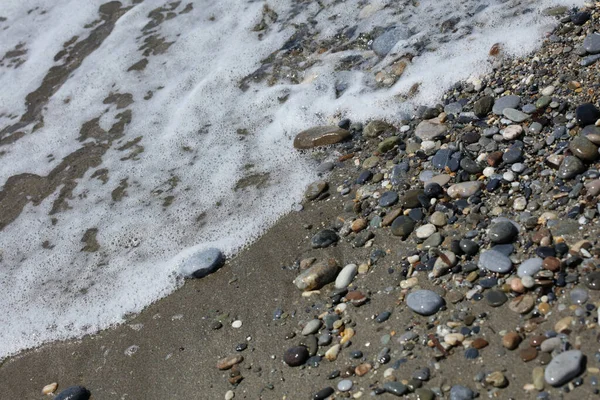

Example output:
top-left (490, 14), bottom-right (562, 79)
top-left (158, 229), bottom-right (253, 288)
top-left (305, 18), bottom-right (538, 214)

top-left (225, 390), bottom-right (235, 400)
top-left (521, 275), bottom-right (535, 288)
top-left (232, 320), bottom-right (242, 328)
top-left (483, 167), bottom-right (495, 177)
top-left (503, 171), bottom-right (515, 182)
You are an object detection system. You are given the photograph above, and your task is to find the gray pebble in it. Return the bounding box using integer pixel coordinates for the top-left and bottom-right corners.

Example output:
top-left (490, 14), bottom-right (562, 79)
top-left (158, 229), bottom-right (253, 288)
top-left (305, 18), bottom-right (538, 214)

top-left (406, 290), bottom-right (444, 316)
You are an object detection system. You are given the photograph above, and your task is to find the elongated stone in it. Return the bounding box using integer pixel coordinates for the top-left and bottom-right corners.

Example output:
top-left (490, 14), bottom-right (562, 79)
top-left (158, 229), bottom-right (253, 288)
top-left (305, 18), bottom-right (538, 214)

top-left (544, 350), bottom-right (583, 386)
top-left (447, 181), bottom-right (482, 198)
top-left (335, 264), bottom-right (358, 289)
top-left (180, 248), bottom-right (225, 278)
top-left (293, 126), bottom-right (351, 149)
top-left (293, 259), bottom-right (340, 291)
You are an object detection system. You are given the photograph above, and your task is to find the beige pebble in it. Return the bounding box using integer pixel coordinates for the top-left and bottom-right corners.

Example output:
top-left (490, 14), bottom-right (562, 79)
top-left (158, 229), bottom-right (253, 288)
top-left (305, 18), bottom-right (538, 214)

top-left (340, 327), bottom-right (355, 345)
top-left (225, 390), bottom-right (235, 400)
top-left (444, 333), bottom-right (465, 346)
top-left (325, 344), bottom-right (341, 361)
top-left (42, 383), bottom-right (58, 395)
top-left (555, 316), bottom-right (573, 333)
top-left (400, 277), bottom-right (418, 289)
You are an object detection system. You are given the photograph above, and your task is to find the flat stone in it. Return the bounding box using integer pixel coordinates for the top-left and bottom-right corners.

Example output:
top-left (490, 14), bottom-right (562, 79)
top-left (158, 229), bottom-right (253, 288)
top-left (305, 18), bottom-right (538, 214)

top-left (508, 294), bottom-right (535, 314)
top-left (55, 387), bottom-right (91, 400)
top-left (474, 96), bottom-right (494, 117)
top-left (305, 180), bottom-right (328, 200)
top-left (502, 332), bottom-right (521, 350)
top-left (415, 119), bottom-right (447, 140)
top-left (478, 250), bottom-right (512, 273)
top-left (399, 189), bottom-right (424, 208)
top-left (372, 27), bottom-right (411, 56)
top-left (180, 248), bottom-right (225, 278)
top-left (379, 191), bottom-right (399, 207)
top-left (557, 156), bottom-right (585, 179)
top-left (492, 95), bottom-right (521, 115)
top-left (585, 179), bottom-right (600, 196)
top-left (517, 257), bottom-right (543, 277)
top-left (337, 379), bottom-right (353, 392)
top-left (570, 288), bottom-right (588, 305)
top-left (486, 290), bottom-right (508, 307)
top-left (391, 216), bottom-right (415, 238)
top-left (364, 120), bottom-right (396, 138)
top-left (293, 126), bottom-right (351, 149)
top-left (302, 319), bottom-right (322, 335)
top-left (520, 346), bottom-right (538, 362)
top-left (217, 355), bottom-right (244, 370)
top-left (503, 108), bottom-right (530, 122)
top-left (502, 125), bottom-right (523, 140)
top-left (383, 381), bottom-right (408, 396)
top-left (294, 259), bottom-right (340, 291)
top-left (335, 264), bottom-right (358, 289)
top-left (583, 32), bottom-right (600, 54)
top-left (378, 136), bottom-right (400, 152)
top-left (415, 223), bottom-right (436, 239)
top-left (544, 350), bottom-right (584, 386)
top-left (311, 229), bottom-right (339, 248)
top-left (447, 181), bottom-right (482, 198)
top-left (314, 387), bottom-right (335, 399)
top-left (406, 289), bottom-right (444, 315)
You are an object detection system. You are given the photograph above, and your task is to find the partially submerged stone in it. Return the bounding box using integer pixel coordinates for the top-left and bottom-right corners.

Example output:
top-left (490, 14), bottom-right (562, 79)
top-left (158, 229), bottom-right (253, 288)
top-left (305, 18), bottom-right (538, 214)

top-left (293, 126), bottom-right (351, 149)
top-left (180, 248), bottom-right (225, 278)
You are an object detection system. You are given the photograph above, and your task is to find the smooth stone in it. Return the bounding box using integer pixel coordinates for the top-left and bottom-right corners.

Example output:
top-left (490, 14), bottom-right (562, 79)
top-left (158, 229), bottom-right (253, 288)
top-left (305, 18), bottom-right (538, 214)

top-left (55, 386), bottom-right (91, 400)
top-left (517, 258), bottom-right (543, 277)
top-left (474, 96), bottom-right (494, 117)
top-left (502, 125), bottom-right (523, 140)
top-left (540, 337), bottom-right (562, 353)
top-left (570, 288), bottom-right (589, 304)
top-left (379, 191), bottom-right (399, 207)
top-left (447, 181), bottom-right (482, 198)
top-left (581, 53), bottom-right (600, 66)
top-left (415, 224), bottom-right (436, 239)
top-left (503, 108), bottom-right (530, 122)
top-left (569, 136), bottom-right (599, 161)
top-left (335, 264), bottom-right (358, 289)
top-left (415, 119), bottom-right (447, 140)
top-left (180, 248), bottom-right (225, 278)
top-left (314, 387), bottom-right (335, 400)
top-left (433, 251), bottom-right (457, 277)
top-left (432, 148), bottom-right (455, 169)
top-left (488, 220), bottom-right (518, 244)
top-left (372, 27), bottom-right (411, 56)
top-left (293, 126), bottom-right (350, 149)
top-left (413, 367), bottom-right (431, 381)
top-left (337, 379), bottom-right (353, 392)
top-left (429, 174), bottom-right (451, 186)
top-left (536, 95), bottom-right (552, 109)
top-left (459, 239), bottom-right (479, 256)
top-left (576, 103), bottom-right (600, 126)
top-left (376, 311), bottom-right (391, 323)
top-left (583, 32), bottom-right (600, 54)
top-left (544, 350), bottom-right (584, 386)
top-left (399, 189), bottom-right (424, 208)
top-left (305, 180), bottom-right (328, 200)
top-left (478, 250), bottom-right (512, 273)
top-left (383, 381), bottom-right (408, 396)
top-left (414, 388), bottom-right (435, 400)
top-left (294, 259), bottom-right (340, 291)
top-left (429, 211), bottom-right (447, 226)
top-left (557, 156), bottom-right (585, 179)
top-left (460, 157), bottom-right (482, 174)
top-left (449, 385), bottom-right (475, 400)
top-left (444, 102), bottom-right (463, 115)
top-left (585, 179), bottom-right (600, 196)
top-left (378, 136), bottom-right (400, 153)
top-left (508, 294), bottom-right (535, 314)
top-left (486, 290), bottom-right (508, 307)
top-left (391, 216), bottom-right (415, 238)
top-left (492, 95), bottom-right (520, 115)
top-left (406, 290), bottom-right (444, 316)
top-left (284, 346), bottom-right (309, 366)
top-left (302, 319), bottom-right (322, 335)
top-left (311, 229), bottom-right (339, 248)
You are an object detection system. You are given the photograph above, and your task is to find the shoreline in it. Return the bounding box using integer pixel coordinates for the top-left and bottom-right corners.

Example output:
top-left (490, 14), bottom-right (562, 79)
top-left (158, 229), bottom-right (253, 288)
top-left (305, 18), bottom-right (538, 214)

top-left (2, 3), bottom-right (600, 400)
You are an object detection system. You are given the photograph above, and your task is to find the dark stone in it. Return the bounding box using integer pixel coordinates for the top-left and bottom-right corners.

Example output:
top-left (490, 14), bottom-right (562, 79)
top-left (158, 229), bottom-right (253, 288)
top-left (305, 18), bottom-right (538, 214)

top-left (391, 216), bottom-right (415, 238)
top-left (503, 147), bottom-right (523, 164)
top-left (432, 148), bottom-right (455, 170)
top-left (314, 387), bottom-right (335, 400)
top-left (424, 182), bottom-right (443, 197)
top-left (357, 170), bottom-right (373, 184)
top-left (486, 290), bottom-right (508, 307)
top-left (55, 387), bottom-right (91, 400)
top-left (557, 156), bottom-right (585, 179)
top-left (376, 311), bottom-right (391, 323)
top-left (311, 229), bottom-right (339, 248)
top-left (460, 157), bottom-right (483, 174)
top-left (571, 11), bottom-right (591, 25)
top-left (586, 271), bottom-right (600, 290)
top-left (284, 346), bottom-right (309, 366)
top-left (488, 220), bottom-right (518, 244)
top-left (400, 189), bottom-right (424, 208)
top-left (474, 96), bottom-right (494, 117)
top-left (459, 239), bottom-right (479, 256)
top-left (383, 381), bottom-right (408, 396)
top-left (576, 103), bottom-right (600, 127)
top-left (379, 191), bottom-right (399, 207)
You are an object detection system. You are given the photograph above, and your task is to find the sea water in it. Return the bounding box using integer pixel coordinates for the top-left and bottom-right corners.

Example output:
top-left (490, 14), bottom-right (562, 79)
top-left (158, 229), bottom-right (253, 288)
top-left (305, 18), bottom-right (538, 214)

top-left (0, 0), bottom-right (577, 359)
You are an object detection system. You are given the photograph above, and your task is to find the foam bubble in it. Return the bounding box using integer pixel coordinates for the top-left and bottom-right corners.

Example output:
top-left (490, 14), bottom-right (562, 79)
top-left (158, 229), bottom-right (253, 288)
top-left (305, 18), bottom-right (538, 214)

top-left (0, 0), bottom-right (578, 359)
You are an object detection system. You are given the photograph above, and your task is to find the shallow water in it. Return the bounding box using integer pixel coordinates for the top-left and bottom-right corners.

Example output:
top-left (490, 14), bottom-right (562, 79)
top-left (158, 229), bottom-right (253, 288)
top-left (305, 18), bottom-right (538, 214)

top-left (0, 0), bottom-right (577, 359)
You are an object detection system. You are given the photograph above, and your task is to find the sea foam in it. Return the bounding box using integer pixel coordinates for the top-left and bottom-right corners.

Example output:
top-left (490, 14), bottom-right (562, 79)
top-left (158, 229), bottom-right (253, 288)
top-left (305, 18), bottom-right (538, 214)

top-left (0, 0), bottom-right (578, 359)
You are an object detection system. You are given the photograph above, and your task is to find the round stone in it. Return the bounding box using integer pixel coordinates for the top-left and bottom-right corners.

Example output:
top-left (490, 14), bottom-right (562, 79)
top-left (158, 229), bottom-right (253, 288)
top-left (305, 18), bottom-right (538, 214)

top-left (478, 250), bottom-right (512, 273)
top-left (517, 257), bottom-right (543, 277)
top-left (586, 271), bottom-right (600, 290)
top-left (569, 136), bottom-right (599, 161)
top-left (391, 216), bottom-right (415, 238)
top-left (502, 125), bottom-right (523, 140)
top-left (449, 385), bottom-right (475, 400)
top-left (311, 229), bottom-right (339, 248)
top-left (337, 379), bottom-right (353, 392)
top-left (557, 156), bottom-right (585, 180)
top-left (520, 346), bottom-right (538, 362)
top-left (284, 346), bottom-right (309, 367)
top-left (576, 103), bottom-right (600, 126)
top-left (570, 288), bottom-right (589, 304)
top-left (406, 290), bottom-right (444, 316)
top-left (383, 381), bottom-right (408, 396)
top-left (492, 95), bottom-right (521, 115)
top-left (459, 239), bottom-right (479, 256)
top-left (429, 211), bottom-right (447, 226)
top-left (302, 319), bottom-right (322, 335)
top-left (305, 180), bottom-right (328, 200)
top-left (544, 350), bottom-right (584, 386)
top-left (379, 191), bottom-right (399, 207)
top-left (314, 387), bottom-right (335, 400)
top-left (415, 223), bottom-right (436, 239)
top-left (488, 220), bottom-right (518, 244)
top-left (502, 332), bottom-right (522, 350)
top-left (447, 181), bottom-right (482, 198)
top-left (486, 290), bottom-right (508, 307)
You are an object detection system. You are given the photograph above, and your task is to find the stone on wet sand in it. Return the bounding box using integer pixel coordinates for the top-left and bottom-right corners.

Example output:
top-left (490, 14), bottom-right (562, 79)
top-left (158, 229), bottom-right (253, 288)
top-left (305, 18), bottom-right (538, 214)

top-left (302, 319), bottom-right (322, 335)
top-left (449, 385), bottom-right (475, 400)
top-left (406, 290), bottom-right (444, 315)
top-left (294, 259), bottom-right (340, 291)
top-left (517, 257), bottom-right (543, 277)
top-left (446, 181), bottom-right (482, 198)
top-left (544, 350), bottom-right (584, 386)
top-left (304, 180), bottom-right (328, 200)
top-left (284, 346), bottom-right (309, 367)
top-left (569, 136), bottom-right (599, 161)
top-left (383, 381), bottom-right (408, 396)
top-left (217, 355), bottom-right (244, 370)
top-left (311, 229), bottom-right (339, 248)
top-left (364, 120), bottom-right (395, 138)
top-left (180, 248), bottom-right (225, 279)
top-left (335, 264), bottom-right (358, 289)
top-left (415, 118), bottom-right (447, 140)
top-left (583, 32), bottom-right (600, 55)
top-left (478, 250), bottom-right (512, 273)
top-left (473, 96), bottom-right (494, 117)
top-left (293, 126), bottom-right (351, 149)
top-left (55, 386), bottom-right (91, 400)
top-left (391, 216), bottom-right (415, 238)
top-left (378, 136), bottom-right (400, 153)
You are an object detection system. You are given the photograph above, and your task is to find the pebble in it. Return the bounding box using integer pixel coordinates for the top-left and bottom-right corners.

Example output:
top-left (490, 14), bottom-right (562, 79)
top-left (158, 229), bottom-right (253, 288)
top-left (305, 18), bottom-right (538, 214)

top-left (447, 181), bottom-right (482, 198)
top-left (503, 108), bottom-right (530, 122)
top-left (383, 381), bottom-right (408, 396)
top-left (293, 126), bottom-right (351, 149)
top-left (379, 191), bottom-right (399, 207)
top-left (517, 257), bottom-right (543, 277)
top-left (544, 350), bottom-right (584, 386)
top-left (486, 290), bottom-right (508, 307)
top-left (284, 346), bottom-right (309, 367)
top-left (502, 332), bottom-right (521, 350)
top-left (302, 319), bottom-right (321, 335)
top-left (586, 271), bottom-right (600, 290)
top-left (54, 387), bottom-right (91, 400)
top-left (337, 379), bottom-right (353, 392)
top-left (449, 385), bottom-right (475, 400)
top-left (583, 32), bottom-right (600, 55)
top-left (313, 387), bottom-right (335, 400)
top-left (478, 250), bottom-right (512, 273)
top-left (231, 320), bottom-right (242, 328)
top-left (570, 288), bottom-right (588, 304)
top-left (217, 355), bottom-right (244, 370)
top-left (294, 259), bottom-right (340, 291)
top-left (488, 220), bottom-right (518, 244)
top-left (406, 290), bottom-right (444, 315)
top-left (305, 181), bottom-right (328, 200)
top-left (570, 136), bottom-right (599, 161)
top-left (415, 119), bottom-right (447, 140)
top-left (391, 216), bottom-right (416, 238)
top-left (311, 229), bottom-right (339, 248)
top-left (502, 125), bottom-right (523, 140)
top-left (180, 248), bottom-right (225, 278)
top-left (508, 294), bottom-right (535, 314)
top-left (335, 264), bottom-right (358, 289)
top-left (415, 223), bottom-right (436, 239)
top-left (492, 95), bottom-right (521, 115)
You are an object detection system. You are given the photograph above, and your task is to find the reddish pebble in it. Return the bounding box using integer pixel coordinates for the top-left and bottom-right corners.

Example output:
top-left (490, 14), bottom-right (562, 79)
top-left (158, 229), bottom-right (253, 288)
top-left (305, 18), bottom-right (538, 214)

top-left (542, 256), bottom-right (561, 272)
top-left (529, 335), bottom-right (546, 347)
top-left (217, 355), bottom-right (244, 370)
top-left (355, 363), bottom-right (372, 376)
top-left (520, 346), bottom-right (538, 362)
top-left (346, 290), bottom-right (368, 306)
top-left (502, 332), bottom-right (522, 350)
top-left (472, 338), bottom-right (489, 349)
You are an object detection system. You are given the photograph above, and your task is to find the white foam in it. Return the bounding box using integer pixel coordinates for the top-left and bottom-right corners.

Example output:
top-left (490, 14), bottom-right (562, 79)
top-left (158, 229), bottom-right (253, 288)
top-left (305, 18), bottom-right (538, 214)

top-left (0, 0), bottom-right (579, 359)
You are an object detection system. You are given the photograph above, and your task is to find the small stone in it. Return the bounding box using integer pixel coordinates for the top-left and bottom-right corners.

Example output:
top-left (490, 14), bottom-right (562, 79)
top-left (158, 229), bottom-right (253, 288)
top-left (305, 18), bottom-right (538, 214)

top-left (486, 290), bottom-right (508, 307)
top-left (517, 258), bottom-right (543, 277)
top-left (383, 381), bottom-right (408, 396)
top-left (586, 271), bottom-right (600, 290)
top-left (585, 179), bottom-right (600, 196)
top-left (54, 386), bottom-right (91, 400)
top-left (231, 320), bottom-right (242, 328)
top-left (544, 350), bottom-right (584, 386)
top-left (557, 156), bottom-right (585, 179)
top-left (379, 191), bottom-right (399, 207)
top-left (391, 216), bottom-right (415, 238)
top-left (520, 346), bottom-right (538, 362)
top-left (502, 332), bottom-right (521, 350)
top-left (485, 371), bottom-right (507, 388)
top-left (302, 319), bottom-right (322, 335)
top-left (325, 344), bottom-right (341, 361)
top-left (508, 295), bottom-right (535, 314)
top-left (42, 383), bottom-right (58, 395)
top-left (429, 211), bottom-right (447, 227)
top-left (217, 355), bottom-right (244, 370)
top-left (569, 136), bottom-right (599, 161)
top-left (478, 250), bottom-right (512, 273)
top-left (449, 385), bottom-right (475, 400)
top-left (314, 387), bottom-right (335, 400)
top-left (503, 108), bottom-right (530, 122)
top-left (433, 251), bottom-right (457, 277)
top-left (502, 125), bottom-right (523, 140)
top-left (415, 224), bottom-right (436, 239)
top-left (311, 229), bottom-right (339, 248)
top-left (284, 346), bottom-right (309, 367)
top-left (378, 136), bottom-right (400, 153)
top-left (294, 126), bottom-right (351, 149)
top-left (415, 119), bottom-right (447, 140)
top-left (180, 248), bottom-right (225, 278)
top-left (335, 264), bottom-right (358, 289)
top-left (555, 316), bottom-right (573, 333)
top-left (355, 363), bottom-right (372, 376)
top-left (570, 288), bottom-right (588, 304)
top-left (305, 181), bottom-right (328, 200)
top-left (337, 379), bottom-right (353, 392)
top-left (474, 96), bottom-right (494, 117)
top-left (294, 259), bottom-right (340, 291)
top-left (488, 220), bottom-right (518, 244)
top-left (542, 257), bottom-right (561, 272)
top-left (583, 33), bottom-right (600, 55)
top-left (447, 181), bottom-right (482, 198)
top-left (406, 290), bottom-right (444, 315)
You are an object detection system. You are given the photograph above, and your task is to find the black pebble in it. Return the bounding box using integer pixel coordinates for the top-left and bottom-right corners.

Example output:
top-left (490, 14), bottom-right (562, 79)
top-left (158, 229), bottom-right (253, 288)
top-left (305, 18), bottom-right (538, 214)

top-left (55, 386), bottom-right (91, 400)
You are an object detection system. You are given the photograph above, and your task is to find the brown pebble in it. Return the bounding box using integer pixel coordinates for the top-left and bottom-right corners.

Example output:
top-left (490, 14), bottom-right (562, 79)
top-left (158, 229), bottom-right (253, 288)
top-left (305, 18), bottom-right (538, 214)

top-left (508, 294), bottom-right (535, 314)
top-left (228, 375), bottom-right (244, 385)
top-left (502, 332), bottom-right (522, 350)
top-left (472, 338), bottom-right (489, 349)
top-left (346, 290), bottom-right (368, 306)
top-left (342, 366), bottom-right (356, 377)
top-left (355, 363), bottom-right (372, 376)
top-left (538, 351), bottom-right (552, 365)
top-left (217, 355), bottom-right (244, 370)
top-left (489, 43), bottom-right (501, 56)
top-left (542, 256), bottom-right (561, 272)
top-left (382, 208), bottom-right (403, 227)
top-left (487, 151), bottom-right (503, 167)
top-left (520, 346), bottom-right (538, 362)
top-left (351, 218), bottom-right (367, 233)
top-left (529, 335), bottom-right (546, 347)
